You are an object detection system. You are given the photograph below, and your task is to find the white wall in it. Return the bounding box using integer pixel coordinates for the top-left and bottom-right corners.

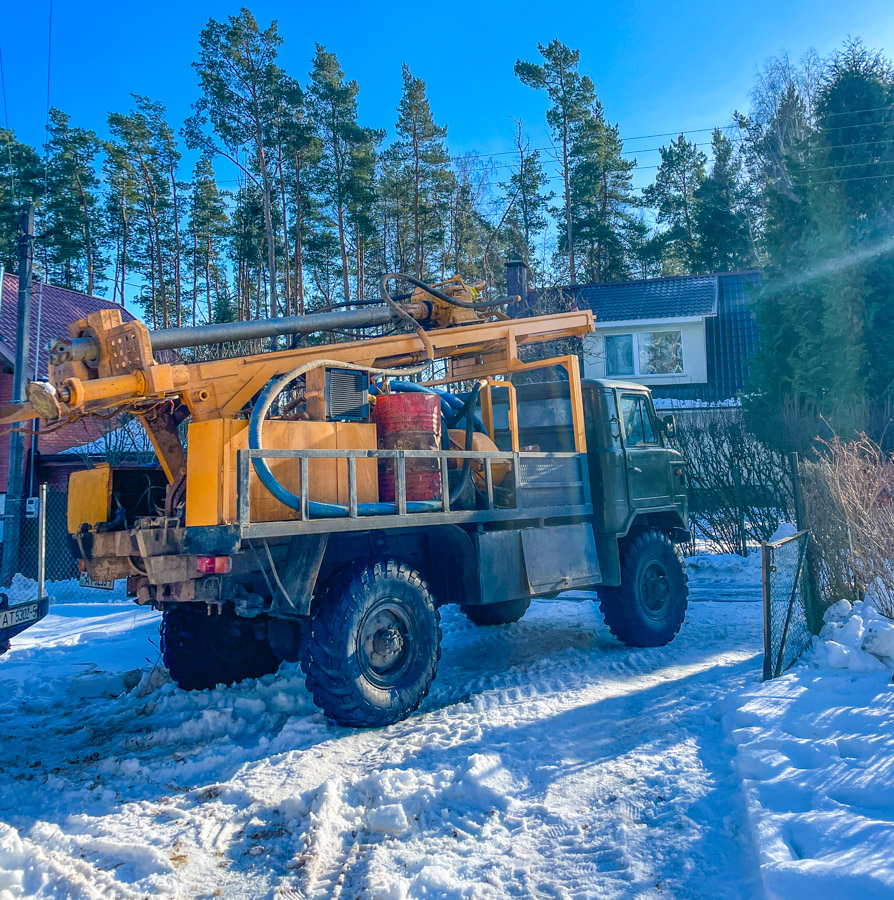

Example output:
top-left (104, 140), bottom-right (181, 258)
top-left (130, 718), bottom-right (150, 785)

top-left (582, 318), bottom-right (708, 386)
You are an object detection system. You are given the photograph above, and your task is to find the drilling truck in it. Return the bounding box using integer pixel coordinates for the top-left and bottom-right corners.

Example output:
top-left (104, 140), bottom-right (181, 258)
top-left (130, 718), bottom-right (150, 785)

top-left (1, 275), bottom-right (689, 726)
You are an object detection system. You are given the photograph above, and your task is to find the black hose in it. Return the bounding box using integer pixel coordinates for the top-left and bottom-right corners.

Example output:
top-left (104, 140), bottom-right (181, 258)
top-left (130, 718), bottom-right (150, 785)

top-left (380, 272), bottom-right (510, 311)
top-left (449, 382), bottom-right (482, 508)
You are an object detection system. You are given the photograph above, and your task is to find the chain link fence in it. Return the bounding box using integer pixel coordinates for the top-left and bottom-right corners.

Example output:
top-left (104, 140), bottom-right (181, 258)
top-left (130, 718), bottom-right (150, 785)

top-left (3, 485), bottom-right (126, 610)
top-left (762, 530), bottom-right (817, 679)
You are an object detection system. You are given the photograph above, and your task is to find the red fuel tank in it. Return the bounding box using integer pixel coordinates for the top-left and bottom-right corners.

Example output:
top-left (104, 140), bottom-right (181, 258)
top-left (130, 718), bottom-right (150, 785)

top-left (371, 393), bottom-right (441, 502)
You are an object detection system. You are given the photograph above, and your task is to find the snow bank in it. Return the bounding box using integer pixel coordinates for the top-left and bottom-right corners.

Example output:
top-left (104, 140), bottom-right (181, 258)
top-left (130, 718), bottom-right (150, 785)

top-left (723, 593), bottom-right (894, 898)
top-left (685, 548), bottom-right (762, 580)
top-left (4, 573), bottom-right (129, 606)
top-left (808, 594), bottom-right (894, 673)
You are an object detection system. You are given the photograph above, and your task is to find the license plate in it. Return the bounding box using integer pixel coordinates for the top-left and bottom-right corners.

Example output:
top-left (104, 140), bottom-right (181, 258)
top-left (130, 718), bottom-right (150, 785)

top-left (0, 602), bottom-right (39, 630)
top-left (78, 573), bottom-right (115, 591)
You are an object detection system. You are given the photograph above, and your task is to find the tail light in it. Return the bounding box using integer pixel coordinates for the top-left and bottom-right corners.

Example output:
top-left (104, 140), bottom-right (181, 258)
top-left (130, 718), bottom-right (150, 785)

top-left (196, 556), bottom-right (232, 575)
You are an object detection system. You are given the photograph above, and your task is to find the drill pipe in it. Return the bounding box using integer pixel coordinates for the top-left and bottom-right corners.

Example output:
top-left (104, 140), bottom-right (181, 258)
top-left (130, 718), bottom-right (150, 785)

top-left (49, 303), bottom-right (429, 365)
top-left (150, 304), bottom-right (428, 351)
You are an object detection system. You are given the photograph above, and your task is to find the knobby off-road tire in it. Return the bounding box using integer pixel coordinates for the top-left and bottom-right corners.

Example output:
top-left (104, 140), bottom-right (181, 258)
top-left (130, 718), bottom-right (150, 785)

top-left (303, 559), bottom-right (441, 728)
top-left (597, 528), bottom-right (688, 647)
top-left (161, 603), bottom-right (281, 691)
top-left (461, 596), bottom-right (531, 626)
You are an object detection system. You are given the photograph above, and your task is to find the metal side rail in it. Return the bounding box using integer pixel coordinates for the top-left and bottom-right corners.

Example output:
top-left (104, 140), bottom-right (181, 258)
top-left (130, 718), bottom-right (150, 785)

top-left (235, 448), bottom-right (594, 539)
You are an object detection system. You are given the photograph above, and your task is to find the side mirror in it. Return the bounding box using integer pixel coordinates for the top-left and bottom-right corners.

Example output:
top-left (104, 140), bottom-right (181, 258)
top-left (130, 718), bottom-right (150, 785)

top-left (662, 414), bottom-right (677, 438)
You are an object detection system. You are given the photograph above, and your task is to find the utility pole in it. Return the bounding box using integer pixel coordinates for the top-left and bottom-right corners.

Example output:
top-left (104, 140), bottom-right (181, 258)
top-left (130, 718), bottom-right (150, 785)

top-left (1, 203), bottom-right (35, 587)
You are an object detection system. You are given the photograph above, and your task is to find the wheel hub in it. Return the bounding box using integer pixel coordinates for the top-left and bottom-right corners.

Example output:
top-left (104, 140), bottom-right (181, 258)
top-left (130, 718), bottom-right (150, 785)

top-left (358, 601), bottom-right (417, 687)
top-left (371, 626), bottom-right (404, 667)
top-left (640, 561), bottom-right (672, 618)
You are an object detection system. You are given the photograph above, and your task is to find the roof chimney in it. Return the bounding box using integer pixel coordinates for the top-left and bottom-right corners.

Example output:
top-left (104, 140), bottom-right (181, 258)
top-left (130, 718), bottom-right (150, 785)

top-left (506, 258), bottom-right (533, 318)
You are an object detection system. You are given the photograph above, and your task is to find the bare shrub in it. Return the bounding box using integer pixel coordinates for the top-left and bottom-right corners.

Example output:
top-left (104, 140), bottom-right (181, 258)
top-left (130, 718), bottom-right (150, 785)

top-left (800, 436), bottom-right (894, 618)
top-left (671, 408), bottom-right (793, 555)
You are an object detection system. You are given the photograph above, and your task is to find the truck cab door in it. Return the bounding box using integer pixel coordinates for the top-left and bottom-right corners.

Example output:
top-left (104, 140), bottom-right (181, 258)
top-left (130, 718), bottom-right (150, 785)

top-left (618, 392), bottom-right (670, 509)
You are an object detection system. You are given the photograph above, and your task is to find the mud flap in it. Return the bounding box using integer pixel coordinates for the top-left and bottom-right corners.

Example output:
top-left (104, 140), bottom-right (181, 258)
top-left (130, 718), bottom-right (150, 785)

top-left (520, 523), bottom-right (602, 593)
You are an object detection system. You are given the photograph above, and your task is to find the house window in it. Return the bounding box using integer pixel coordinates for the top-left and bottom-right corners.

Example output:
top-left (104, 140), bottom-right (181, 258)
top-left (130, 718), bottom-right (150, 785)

top-left (604, 330), bottom-right (683, 377)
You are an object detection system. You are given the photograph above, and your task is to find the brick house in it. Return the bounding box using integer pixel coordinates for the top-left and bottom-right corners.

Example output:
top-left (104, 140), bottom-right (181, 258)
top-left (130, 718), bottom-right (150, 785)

top-left (0, 270), bottom-right (138, 498)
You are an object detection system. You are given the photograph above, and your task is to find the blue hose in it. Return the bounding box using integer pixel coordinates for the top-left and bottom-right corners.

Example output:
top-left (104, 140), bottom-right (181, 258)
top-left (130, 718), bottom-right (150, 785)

top-left (249, 378), bottom-right (443, 518)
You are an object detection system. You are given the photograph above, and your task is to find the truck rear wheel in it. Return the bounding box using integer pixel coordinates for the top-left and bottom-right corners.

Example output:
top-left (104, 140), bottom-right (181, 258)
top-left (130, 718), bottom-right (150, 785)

top-left (597, 528), bottom-right (688, 647)
top-left (161, 603), bottom-right (280, 691)
top-left (461, 596), bottom-right (531, 626)
top-left (303, 560), bottom-right (441, 728)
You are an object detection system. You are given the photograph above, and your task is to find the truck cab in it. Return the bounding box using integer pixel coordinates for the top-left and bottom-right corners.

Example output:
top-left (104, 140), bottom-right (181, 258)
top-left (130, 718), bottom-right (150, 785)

top-left (492, 378), bottom-right (688, 586)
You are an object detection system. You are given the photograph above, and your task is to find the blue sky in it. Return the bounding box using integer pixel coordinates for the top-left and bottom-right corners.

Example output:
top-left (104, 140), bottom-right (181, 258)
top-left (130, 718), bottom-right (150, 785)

top-left (3, 0), bottom-right (894, 194)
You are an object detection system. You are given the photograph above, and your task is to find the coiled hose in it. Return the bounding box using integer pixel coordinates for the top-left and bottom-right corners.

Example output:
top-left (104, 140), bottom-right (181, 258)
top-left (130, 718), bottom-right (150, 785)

top-left (249, 359), bottom-right (444, 517)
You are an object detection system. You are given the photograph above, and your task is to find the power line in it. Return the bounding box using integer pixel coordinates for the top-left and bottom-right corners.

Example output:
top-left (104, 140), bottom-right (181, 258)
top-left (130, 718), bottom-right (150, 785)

top-left (803, 170), bottom-right (894, 187)
top-left (43, 0), bottom-right (53, 194)
top-left (0, 39), bottom-right (8, 129)
top-left (45, 0), bottom-right (53, 138)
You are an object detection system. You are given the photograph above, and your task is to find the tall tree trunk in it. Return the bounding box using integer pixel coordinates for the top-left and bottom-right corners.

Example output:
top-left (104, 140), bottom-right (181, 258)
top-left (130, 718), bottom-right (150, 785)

top-left (293, 153), bottom-right (306, 316)
top-left (254, 131), bottom-right (279, 320)
top-left (413, 124), bottom-right (422, 278)
top-left (562, 117), bottom-right (576, 283)
top-left (336, 200), bottom-right (350, 303)
top-left (72, 171), bottom-right (95, 295)
top-left (120, 199), bottom-right (129, 307)
top-left (206, 239), bottom-right (213, 324)
top-left (192, 228), bottom-right (198, 326)
top-left (277, 148), bottom-right (291, 316)
top-left (169, 161), bottom-right (183, 327)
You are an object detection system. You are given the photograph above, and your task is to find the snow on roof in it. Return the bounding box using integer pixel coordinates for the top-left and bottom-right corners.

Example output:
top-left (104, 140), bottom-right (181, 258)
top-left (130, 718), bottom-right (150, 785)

top-left (56, 417), bottom-right (154, 457)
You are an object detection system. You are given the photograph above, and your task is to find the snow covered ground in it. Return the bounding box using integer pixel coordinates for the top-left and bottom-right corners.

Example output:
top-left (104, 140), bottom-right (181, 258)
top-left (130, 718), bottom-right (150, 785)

top-left (0, 551), bottom-right (889, 899)
top-left (720, 591), bottom-right (894, 900)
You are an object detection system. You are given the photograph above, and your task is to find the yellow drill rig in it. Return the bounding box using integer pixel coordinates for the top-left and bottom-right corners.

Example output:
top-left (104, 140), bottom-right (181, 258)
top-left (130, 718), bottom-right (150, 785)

top-left (1, 274), bottom-right (691, 727)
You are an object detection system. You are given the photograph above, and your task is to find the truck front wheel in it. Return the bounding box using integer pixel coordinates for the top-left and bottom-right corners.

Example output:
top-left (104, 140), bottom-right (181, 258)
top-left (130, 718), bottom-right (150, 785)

top-left (597, 528), bottom-right (688, 647)
top-left (303, 560), bottom-right (441, 727)
top-left (161, 603), bottom-right (281, 690)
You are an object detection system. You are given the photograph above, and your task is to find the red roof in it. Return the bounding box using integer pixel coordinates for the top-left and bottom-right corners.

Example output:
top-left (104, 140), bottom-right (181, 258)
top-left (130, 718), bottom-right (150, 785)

top-left (0, 272), bottom-right (136, 377)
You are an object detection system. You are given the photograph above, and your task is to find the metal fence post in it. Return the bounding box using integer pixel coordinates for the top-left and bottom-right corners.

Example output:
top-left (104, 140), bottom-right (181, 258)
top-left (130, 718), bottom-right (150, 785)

top-left (37, 482), bottom-right (47, 600)
top-left (762, 541), bottom-right (772, 681)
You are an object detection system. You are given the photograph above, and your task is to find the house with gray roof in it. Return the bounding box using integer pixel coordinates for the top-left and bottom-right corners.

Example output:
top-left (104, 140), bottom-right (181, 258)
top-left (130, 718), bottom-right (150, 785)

top-left (506, 261), bottom-right (761, 407)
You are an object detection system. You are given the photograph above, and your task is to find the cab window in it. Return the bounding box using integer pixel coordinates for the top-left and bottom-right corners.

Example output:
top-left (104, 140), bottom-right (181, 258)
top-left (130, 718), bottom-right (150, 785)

top-left (620, 394), bottom-right (658, 446)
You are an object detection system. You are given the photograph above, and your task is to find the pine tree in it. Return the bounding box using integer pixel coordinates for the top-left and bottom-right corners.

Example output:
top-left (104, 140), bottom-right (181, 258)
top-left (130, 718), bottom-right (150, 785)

top-left (307, 45), bottom-right (379, 304)
top-left (107, 98), bottom-right (178, 327)
top-left (104, 137), bottom-right (140, 306)
top-left (515, 40), bottom-right (596, 282)
top-left (391, 65), bottom-right (453, 280)
top-left (186, 156), bottom-right (229, 325)
top-left (41, 109), bottom-right (106, 294)
top-left (230, 184), bottom-right (268, 320)
top-left (693, 129), bottom-right (755, 272)
top-left (570, 113), bottom-right (639, 282)
top-left (0, 130), bottom-right (44, 271)
top-left (188, 9), bottom-right (283, 317)
top-left (643, 134), bottom-right (707, 273)
top-left (500, 119), bottom-right (552, 270)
